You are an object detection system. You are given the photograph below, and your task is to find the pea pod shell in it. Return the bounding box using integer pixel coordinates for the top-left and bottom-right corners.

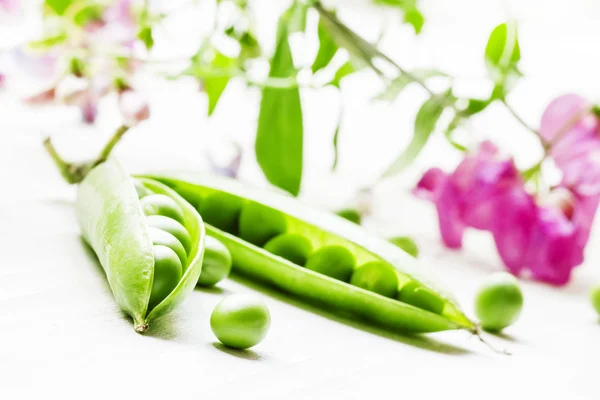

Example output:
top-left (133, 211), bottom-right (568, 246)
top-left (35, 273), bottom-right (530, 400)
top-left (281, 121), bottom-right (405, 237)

top-left (77, 160), bottom-right (205, 331)
top-left (144, 172), bottom-right (476, 333)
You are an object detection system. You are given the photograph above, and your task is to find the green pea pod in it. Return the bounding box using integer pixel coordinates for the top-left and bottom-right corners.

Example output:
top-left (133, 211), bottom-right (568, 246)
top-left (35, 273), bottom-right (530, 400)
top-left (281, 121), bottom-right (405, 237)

top-left (143, 173), bottom-right (476, 334)
top-left (77, 160), bottom-right (205, 332)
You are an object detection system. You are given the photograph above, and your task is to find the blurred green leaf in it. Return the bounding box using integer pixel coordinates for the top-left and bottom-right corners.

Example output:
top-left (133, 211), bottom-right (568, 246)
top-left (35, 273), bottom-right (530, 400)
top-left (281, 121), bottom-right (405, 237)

top-left (137, 26), bottom-right (154, 50)
top-left (312, 16), bottom-right (339, 73)
top-left (28, 32), bottom-right (68, 50)
top-left (328, 61), bottom-right (355, 88)
top-left (382, 91), bottom-right (451, 178)
top-left (238, 32), bottom-right (261, 61)
top-left (403, 8), bottom-right (424, 34)
top-left (485, 22), bottom-right (521, 85)
top-left (287, 2), bottom-right (309, 33)
top-left (462, 98), bottom-right (491, 116)
top-left (374, 69), bottom-right (445, 102)
top-left (256, 10), bottom-right (304, 196)
top-left (45, 0), bottom-right (72, 15)
top-left (204, 52), bottom-right (235, 116)
top-left (72, 3), bottom-right (103, 26)
top-left (388, 236), bottom-right (419, 257)
top-left (373, 0), bottom-right (425, 34)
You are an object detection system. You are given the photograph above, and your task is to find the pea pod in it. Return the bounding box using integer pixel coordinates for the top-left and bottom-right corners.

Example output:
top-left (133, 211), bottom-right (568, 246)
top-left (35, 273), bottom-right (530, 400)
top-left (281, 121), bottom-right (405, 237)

top-left (143, 173), bottom-right (476, 334)
top-left (77, 160), bottom-right (205, 332)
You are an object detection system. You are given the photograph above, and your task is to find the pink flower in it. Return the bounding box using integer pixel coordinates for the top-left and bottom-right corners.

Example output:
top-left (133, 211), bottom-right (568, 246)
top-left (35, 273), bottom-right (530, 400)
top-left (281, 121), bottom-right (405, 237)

top-left (541, 94), bottom-right (600, 196)
top-left (416, 141), bottom-right (591, 285)
top-left (0, 0), bottom-right (17, 12)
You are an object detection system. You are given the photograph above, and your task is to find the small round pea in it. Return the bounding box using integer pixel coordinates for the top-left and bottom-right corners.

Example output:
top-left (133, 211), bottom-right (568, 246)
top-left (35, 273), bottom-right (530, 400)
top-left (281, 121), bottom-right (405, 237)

top-left (146, 215), bottom-right (192, 254)
top-left (475, 272), bottom-right (523, 332)
top-left (264, 233), bottom-right (313, 266)
top-left (589, 284), bottom-right (600, 316)
top-left (336, 208), bottom-right (361, 225)
top-left (238, 201), bottom-right (287, 247)
top-left (197, 192), bottom-right (244, 234)
top-left (197, 236), bottom-right (233, 287)
top-left (305, 245), bottom-right (356, 282)
top-left (141, 194), bottom-right (185, 225)
top-left (210, 294), bottom-right (271, 349)
top-left (148, 227), bottom-right (187, 269)
top-left (133, 179), bottom-right (153, 198)
top-left (350, 261), bottom-right (398, 298)
top-left (148, 245), bottom-right (183, 310)
top-left (397, 281), bottom-right (445, 315)
top-left (388, 236), bottom-right (419, 258)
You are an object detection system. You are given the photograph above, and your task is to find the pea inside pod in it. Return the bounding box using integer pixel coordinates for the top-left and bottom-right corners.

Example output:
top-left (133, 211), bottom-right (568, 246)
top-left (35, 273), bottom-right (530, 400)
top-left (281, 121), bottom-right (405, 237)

top-left (264, 233), bottom-right (313, 267)
top-left (77, 160), bottom-right (205, 332)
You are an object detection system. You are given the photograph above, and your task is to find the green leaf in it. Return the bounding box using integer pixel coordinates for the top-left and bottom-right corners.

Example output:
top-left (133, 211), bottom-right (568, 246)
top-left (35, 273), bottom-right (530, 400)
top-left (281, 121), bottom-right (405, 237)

top-left (373, 0), bottom-right (425, 33)
top-left (238, 32), bottom-right (261, 61)
top-left (72, 3), bottom-right (104, 26)
top-left (287, 2), bottom-right (309, 33)
top-left (485, 22), bottom-right (520, 84)
top-left (328, 61), bottom-right (355, 88)
top-left (28, 32), bottom-right (68, 50)
top-left (374, 69), bottom-right (445, 102)
top-left (256, 11), bottom-right (303, 196)
top-left (382, 92), bottom-right (450, 178)
top-left (388, 236), bottom-right (419, 258)
top-left (45, 0), bottom-right (72, 15)
top-left (403, 8), bottom-right (425, 34)
top-left (137, 26), bottom-right (154, 51)
top-left (204, 51), bottom-right (235, 116)
top-left (462, 98), bottom-right (491, 116)
top-left (312, 16), bottom-right (339, 73)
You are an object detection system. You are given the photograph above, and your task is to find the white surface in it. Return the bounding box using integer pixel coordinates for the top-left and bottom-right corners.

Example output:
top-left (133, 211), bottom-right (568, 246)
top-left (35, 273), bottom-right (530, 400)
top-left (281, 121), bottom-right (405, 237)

top-left (1, 1), bottom-right (599, 399)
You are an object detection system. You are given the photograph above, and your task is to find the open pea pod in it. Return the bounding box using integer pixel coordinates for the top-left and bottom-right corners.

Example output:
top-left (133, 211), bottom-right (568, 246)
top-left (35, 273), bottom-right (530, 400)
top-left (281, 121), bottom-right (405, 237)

top-left (77, 160), bottom-right (205, 332)
top-left (143, 172), bottom-right (477, 334)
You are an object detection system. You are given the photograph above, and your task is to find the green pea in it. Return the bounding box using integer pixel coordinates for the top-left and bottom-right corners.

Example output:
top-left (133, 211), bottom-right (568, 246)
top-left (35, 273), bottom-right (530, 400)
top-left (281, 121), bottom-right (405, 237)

top-left (590, 285), bottom-right (600, 316)
top-left (141, 194), bottom-right (185, 225)
top-left (350, 261), bottom-right (398, 298)
top-left (305, 245), bottom-right (356, 282)
top-left (264, 233), bottom-right (312, 266)
top-left (197, 192), bottom-right (244, 234)
top-left (133, 179), bottom-right (153, 198)
top-left (148, 227), bottom-right (187, 269)
top-left (149, 245), bottom-right (183, 311)
top-left (210, 294), bottom-right (271, 350)
top-left (146, 215), bottom-right (192, 254)
top-left (388, 236), bottom-right (419, 258)
top-left (474, 272), bottom-right (523, 332)
top-left (397, 281), bottom-right (445, 315)
top-left (197, 236), bottom-right (233, 287)
top-left (335, 208), bottom-right (361, 225)
top-left (238, 201), bottom-right (287, 247)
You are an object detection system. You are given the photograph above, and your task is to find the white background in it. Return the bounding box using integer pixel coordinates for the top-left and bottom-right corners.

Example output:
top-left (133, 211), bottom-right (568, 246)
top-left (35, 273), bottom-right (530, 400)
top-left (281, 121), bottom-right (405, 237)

top-left (0, 0), bottom-right (598, 398)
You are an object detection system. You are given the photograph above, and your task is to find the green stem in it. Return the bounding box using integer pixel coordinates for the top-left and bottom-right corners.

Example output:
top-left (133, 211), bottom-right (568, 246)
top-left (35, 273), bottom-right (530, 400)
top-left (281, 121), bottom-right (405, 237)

top-left (43, 137), bottom-right (79, 184)
top-left (43, 124), bottom-right (130, 185)
top-left (97, 125), bottom-right (129, 162)
top-left (500, 98), bottom-right (540, 139)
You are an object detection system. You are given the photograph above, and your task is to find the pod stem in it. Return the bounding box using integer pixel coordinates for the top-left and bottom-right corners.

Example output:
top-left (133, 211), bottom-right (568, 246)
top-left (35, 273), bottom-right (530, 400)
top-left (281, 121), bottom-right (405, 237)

top-left (472, 325), bottom-right (511, 355)
top-left (43, 124), bottom-right (130, 184)
top-left (134, 323), bottom-right (149, 334)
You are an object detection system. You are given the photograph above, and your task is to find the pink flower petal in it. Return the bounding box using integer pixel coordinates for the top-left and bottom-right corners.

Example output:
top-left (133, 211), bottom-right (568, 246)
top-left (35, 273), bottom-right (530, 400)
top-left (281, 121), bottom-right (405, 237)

top-left (414, 167), bottom-right (446, 200)
top-left (540, 94), bottom-right (590, 143)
